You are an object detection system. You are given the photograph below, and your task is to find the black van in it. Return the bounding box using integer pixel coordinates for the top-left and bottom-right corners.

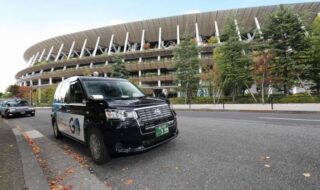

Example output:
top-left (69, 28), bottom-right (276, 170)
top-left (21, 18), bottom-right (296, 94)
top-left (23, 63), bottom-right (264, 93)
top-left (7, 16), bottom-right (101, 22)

top-left (51, 76), bottom-right (178, 164)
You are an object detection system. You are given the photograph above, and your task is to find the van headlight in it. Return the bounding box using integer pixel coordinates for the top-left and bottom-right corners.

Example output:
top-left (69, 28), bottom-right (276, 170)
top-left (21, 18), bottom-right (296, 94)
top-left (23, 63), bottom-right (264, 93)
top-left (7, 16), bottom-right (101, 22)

top-left (105, 110), bottom-right (138, 121)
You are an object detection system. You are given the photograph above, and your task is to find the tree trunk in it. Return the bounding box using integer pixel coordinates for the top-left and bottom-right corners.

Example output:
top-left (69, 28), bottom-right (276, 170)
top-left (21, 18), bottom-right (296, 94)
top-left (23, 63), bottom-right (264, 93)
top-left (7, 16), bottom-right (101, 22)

top-left (284, 64), bottom-right (288, 96)
top-left (261, 72), bottom-right (265, 104)
top-left (317, 80), bottom-right (320, 95)
top-left (232, 88), bottom-right (236, 103)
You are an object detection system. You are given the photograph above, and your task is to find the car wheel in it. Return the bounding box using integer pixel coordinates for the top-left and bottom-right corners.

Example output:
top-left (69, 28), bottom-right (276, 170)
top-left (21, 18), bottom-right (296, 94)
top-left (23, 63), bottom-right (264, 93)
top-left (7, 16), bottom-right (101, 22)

top-left (5, 113), bottom-right (10, 119)
top-left (88, 128), bottom-right (110, 164)
top-left (52, 120), bottom-right (61, 139)
top-left (30, 113), bottom-right (35, 117)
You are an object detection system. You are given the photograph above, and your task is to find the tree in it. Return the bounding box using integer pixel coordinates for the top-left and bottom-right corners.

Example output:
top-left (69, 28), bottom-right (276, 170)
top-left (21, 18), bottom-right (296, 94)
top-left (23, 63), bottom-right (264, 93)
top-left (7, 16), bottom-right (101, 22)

top-left (251, 41), bottom-right (274, 103)
top-left (111, 54), bottom-right (129, 79)
top-left (214, 18), bottom-right (254, 102)
top-left (309, 15), bottom-right (320, 94)
top-left (16, 86), bottom-right (31, 100)
top-left (82, 69), bottom-right (92, 76)
top-left (173, 34), bottom-right (200, 105)
top-left (41, 85), bottom-right (57, 105)
top-left (263, 5), bottom-right (311, 95)
top-left (6, 85), bottom-right (19, 97)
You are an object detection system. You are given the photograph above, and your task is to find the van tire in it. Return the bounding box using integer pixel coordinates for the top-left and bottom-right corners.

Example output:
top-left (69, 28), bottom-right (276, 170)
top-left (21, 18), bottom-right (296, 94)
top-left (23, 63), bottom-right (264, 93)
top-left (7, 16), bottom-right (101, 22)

top-left (52, 120), bottom-right (62, 139)
top-left (88, 127), bottom-right (110, 164)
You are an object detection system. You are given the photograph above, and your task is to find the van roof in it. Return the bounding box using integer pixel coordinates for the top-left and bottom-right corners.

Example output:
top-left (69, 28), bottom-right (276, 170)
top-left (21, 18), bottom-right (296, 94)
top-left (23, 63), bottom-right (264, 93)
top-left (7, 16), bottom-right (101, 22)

top-left (62, 76), bottom-right (128, 83)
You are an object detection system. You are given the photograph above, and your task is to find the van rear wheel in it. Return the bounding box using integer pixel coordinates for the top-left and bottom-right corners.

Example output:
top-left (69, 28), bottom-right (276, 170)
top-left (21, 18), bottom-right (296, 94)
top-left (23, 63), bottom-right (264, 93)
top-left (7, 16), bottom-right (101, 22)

top-left (88, 128), bottom-right (110, 164)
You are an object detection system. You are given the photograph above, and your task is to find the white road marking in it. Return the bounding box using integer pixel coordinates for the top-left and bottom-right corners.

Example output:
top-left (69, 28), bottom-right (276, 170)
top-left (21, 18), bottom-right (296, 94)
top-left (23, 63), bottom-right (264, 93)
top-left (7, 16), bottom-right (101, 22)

top-left (12, 128), bottom-right (21, 136)
top-left (24, 130), bottom-right (44, 139)
top-left (259, 117), bottom-right (320, 122)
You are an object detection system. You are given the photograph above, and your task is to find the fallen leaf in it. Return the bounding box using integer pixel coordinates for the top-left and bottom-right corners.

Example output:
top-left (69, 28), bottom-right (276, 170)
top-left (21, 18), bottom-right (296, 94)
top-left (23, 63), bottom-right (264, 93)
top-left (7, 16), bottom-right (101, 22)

top-left (264, 164), bottom-right (271, 168)
top-left (124, 178), bottom-right (134, 185)
top-left (260, 155), bottom-right (271, 160)
top-left (9, 145), bottom-right (13, 148)
top-left (303, 173), bottom-right (311, 177)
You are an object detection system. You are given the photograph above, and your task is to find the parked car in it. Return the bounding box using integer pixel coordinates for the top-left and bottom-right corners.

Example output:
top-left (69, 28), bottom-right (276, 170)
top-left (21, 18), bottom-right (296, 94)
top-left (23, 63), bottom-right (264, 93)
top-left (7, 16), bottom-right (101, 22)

top-left (0, 99), bottom-right (35, 119)
top-left (51, 76), bottom-right (178, 164)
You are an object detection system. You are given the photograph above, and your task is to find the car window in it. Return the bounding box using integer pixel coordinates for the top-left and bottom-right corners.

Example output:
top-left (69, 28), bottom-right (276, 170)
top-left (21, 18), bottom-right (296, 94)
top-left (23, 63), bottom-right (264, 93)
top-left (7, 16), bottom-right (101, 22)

top-left (69, 82), bottom-right (84, 103)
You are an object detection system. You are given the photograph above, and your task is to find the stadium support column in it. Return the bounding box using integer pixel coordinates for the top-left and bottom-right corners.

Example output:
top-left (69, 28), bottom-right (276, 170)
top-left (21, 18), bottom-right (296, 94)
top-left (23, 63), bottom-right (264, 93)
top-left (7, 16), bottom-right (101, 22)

top-left (254, 17), bottom-right (263, 39)
top-left (124, 32), bottom-right (129, 53)
top-left (195, 23), bottom-right (201, 46)
top-left (214, 21), bottom-right (221, 44)
top-left (139, 29), bottom-right (145, 62)
top-left (158, 27), bottom-right (162, 61)
top-left (67, 41), bottom-right (75, 60)
top-left (32, 52), bottom-right (39, 66)
top-left (55, 43), bottom-right (64, 62)
top-left (80, 39), bottom-right (87, 58)
top-left (27, 55), bottom-right (35, 67)
top-left (49, 77), bottom-right (52, 85)
top-left (61, 77), bottom-right (65, 81)
top-left (107, 34), bottom-right (114, 55)
top-left (234, 19), bottom-right (242, 41)
top-left (177, 25), bottom-right (180, 45)
top-left (46, 46), bottom-right (54, 61)
top-left (38, 49), bottom-right (46, 62)
top-left (92, 36), bottom-right (100, 56)
top-left (195, 23), bottom-right (202, 74)
top-left (38, 78), bottom-right (42, 86)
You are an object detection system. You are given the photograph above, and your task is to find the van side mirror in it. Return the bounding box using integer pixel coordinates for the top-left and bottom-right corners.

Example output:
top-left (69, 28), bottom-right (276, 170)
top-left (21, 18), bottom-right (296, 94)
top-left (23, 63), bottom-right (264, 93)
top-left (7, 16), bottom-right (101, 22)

top-left (89, 95), bottom-right (104, 101)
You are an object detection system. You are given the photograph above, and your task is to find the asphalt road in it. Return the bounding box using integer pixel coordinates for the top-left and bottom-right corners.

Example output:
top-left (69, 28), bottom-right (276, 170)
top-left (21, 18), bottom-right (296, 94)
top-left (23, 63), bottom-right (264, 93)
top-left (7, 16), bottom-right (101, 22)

top-left (8, 110), bottom-right (320, 190)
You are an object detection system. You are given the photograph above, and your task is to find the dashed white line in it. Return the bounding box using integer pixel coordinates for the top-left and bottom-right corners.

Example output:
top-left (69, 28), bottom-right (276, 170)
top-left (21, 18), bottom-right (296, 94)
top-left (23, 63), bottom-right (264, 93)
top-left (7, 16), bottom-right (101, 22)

top-left (259, 117), bottom-right (320, 122)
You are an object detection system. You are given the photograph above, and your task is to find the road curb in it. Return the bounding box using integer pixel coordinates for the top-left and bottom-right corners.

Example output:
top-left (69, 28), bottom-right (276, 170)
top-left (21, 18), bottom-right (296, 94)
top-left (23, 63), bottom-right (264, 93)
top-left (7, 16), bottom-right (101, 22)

top-left (174, 109), bottom-right (320, 114)
top-left (5, 119), bottom-right (109, 190)
top-left (2, 120), bottom-right (50, 190)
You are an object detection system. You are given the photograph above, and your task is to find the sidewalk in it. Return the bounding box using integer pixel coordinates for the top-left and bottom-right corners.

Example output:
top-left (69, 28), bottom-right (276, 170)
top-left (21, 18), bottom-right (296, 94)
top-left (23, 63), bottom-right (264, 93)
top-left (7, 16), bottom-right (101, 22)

top-left (173, 103), bottom-right (320, 113)
top-left (0, 121), bottom-right (26, 190)
top-left (4, 118), bottom-right (108, 190)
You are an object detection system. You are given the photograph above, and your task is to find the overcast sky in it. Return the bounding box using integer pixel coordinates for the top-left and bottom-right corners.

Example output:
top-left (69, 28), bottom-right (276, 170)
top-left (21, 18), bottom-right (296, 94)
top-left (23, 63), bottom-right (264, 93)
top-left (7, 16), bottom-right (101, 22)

top-left (0, 0), bottom-right (317, 92)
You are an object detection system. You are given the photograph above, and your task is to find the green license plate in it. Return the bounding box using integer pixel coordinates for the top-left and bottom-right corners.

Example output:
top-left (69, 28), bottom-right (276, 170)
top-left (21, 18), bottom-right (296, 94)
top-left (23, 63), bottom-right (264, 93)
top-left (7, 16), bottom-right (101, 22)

top-left (155, 124), bottom-right (169, 137)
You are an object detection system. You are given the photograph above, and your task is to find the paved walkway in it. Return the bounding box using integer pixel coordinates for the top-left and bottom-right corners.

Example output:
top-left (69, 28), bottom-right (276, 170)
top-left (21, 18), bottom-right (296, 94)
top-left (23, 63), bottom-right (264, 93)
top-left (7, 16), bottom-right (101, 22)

top-left (173, 103), bottom-right (320, 112)
top-left (0, 122), bottom-right (26, 190)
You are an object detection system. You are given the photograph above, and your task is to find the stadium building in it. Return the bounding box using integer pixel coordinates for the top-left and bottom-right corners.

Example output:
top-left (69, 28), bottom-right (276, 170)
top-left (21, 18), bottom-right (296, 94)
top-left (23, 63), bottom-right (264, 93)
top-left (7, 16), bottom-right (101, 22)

top-left (15, 2), bottom-right (320, 97)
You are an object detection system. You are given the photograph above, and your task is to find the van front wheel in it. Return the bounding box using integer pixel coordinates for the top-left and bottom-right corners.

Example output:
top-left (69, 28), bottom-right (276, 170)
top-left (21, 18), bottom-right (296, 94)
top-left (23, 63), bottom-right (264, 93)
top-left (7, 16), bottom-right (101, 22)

top-left (88, 128), bottom-right (110, 164)
top-left (52, 120), bottom-right (62, 139)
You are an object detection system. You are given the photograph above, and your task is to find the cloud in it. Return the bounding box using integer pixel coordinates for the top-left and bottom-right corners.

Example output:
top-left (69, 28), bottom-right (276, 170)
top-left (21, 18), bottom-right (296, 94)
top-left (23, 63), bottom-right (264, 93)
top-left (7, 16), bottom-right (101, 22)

top-left (183, 9), bottom-right (201, 15)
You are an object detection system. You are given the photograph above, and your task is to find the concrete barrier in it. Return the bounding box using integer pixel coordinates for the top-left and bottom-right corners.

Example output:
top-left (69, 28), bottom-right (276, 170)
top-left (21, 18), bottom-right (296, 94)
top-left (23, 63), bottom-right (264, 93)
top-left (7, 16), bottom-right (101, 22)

top-left (173, 103), bottom-right (320, 112)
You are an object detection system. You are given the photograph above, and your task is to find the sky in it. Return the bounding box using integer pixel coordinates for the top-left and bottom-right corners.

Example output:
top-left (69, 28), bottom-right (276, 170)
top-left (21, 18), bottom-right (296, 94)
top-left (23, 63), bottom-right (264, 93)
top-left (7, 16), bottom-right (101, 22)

top-left (0, 0), bottom-right (318, 92)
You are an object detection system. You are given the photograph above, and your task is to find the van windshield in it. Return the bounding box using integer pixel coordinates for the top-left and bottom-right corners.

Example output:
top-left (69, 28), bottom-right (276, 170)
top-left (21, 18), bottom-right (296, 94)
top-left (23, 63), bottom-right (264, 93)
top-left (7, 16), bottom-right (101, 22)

top-left (83, 80), bottom-right (145, 100)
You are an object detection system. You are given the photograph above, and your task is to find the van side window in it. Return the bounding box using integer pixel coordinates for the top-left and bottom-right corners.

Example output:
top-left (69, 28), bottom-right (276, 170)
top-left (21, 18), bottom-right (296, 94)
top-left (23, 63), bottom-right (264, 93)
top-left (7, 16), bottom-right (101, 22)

top-left (69, 82), bottom-right (84, 103)
top-left (58, 82), bottom-right (70, 103)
